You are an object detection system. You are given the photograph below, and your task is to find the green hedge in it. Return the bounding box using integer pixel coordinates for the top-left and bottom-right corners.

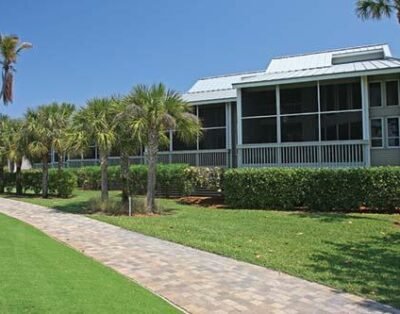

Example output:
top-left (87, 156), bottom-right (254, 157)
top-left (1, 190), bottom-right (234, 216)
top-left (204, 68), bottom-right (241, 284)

top-left (70, 164), bottom-right (224, 196)
top-left (224, 167), bottom-right (400, 212)
top-left (71, 164), bottom-right (190, 196)
top-left (2, 169), bottom-right (77, 198)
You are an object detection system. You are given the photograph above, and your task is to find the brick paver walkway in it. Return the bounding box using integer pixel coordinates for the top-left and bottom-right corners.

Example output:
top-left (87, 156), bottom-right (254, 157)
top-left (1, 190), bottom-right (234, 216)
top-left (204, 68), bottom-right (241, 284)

top-left (0, 198), bottom-right (398, 314)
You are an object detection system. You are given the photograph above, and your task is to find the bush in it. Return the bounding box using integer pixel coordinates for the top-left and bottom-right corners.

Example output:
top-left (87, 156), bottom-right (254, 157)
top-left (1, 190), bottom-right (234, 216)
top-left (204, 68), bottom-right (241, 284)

top-left (49, 170), bottom-right (77, 198)
top-left (1, 169), bottom-right (77, 198)
top-left (73, 164), bottom-right (190, 196)
top-left (87, 197), bottom-right (127, 215)
top-left (224, 167), bottom-right (400, 212)
top-left (184, 167), bottom-right (224, 193)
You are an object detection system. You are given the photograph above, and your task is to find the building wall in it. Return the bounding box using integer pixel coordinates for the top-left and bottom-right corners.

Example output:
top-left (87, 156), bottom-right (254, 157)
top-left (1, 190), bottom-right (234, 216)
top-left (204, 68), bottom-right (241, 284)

top-left (368, 74), bottom-right (400, 166)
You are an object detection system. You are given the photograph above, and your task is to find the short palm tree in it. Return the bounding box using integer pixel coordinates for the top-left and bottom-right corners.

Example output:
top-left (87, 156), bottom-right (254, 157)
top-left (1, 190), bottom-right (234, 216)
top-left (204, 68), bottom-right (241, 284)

top-left (0, 114), bottom-right (10, 193)
top-left (5, 118), bottom-right (27, 195)
top-left (123, 83), bottom-right (201, 213)
top-left (0, 34), bottom-right (32, 104)
top-left (356, 0), bottom-right (400, 23)
top-left (25, 104), bottom-right (72, 198)
top-left (70, 98), bottom-right (117, 201)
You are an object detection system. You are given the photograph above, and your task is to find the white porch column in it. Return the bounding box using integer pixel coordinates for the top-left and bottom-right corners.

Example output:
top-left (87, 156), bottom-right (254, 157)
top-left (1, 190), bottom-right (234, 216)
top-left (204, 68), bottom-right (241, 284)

top-left (225, 102), bottom-right (232, 167)
top-left (237, 88), bottom-right (243, 167)
top-left (361, 76), bottom-right (371, 167)
top-left (276, 85), bottom-right (281, 165)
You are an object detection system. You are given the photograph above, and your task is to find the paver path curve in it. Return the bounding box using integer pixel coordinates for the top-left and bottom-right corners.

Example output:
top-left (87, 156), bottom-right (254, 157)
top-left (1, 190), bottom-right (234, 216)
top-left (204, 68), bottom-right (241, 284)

top-left (0, 197), bottom-right (398, 314)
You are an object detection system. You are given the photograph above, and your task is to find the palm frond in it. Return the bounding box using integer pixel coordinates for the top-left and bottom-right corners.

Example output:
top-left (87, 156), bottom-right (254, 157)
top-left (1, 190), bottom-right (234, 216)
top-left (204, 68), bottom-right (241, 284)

top-left (356, 0), bottom-right (394, 20)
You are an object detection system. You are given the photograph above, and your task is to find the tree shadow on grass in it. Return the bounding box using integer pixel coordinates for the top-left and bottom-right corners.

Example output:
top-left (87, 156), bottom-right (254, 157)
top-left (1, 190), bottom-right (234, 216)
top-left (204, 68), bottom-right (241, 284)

top-left (1, 193), bottom-right (91, 214)
top-left (290, 212), bottom-right (389, 223)
top-left (308, 232), bottom-right (400, 309)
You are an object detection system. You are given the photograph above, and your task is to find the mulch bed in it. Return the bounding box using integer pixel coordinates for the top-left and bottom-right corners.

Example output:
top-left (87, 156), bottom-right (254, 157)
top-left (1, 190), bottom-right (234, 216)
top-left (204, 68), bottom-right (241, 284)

top-left (177, 196), bottom-right (226, 208)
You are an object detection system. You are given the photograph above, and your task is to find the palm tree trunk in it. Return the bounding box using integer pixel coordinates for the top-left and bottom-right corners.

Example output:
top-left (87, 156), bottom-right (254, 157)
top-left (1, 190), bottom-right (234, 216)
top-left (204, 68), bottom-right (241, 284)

top-left (15, 159), bottom-right (23, 195)
top-left (120, 150), bottom-right (130, 204)
top-left (57, 152), bottom-right (63, 174)
top-left (42, 155), bottom-right (49, 198)
top-left (100, 150), bottom-right (109, 202)
top-left (146, 131), bottom-right (158, 213)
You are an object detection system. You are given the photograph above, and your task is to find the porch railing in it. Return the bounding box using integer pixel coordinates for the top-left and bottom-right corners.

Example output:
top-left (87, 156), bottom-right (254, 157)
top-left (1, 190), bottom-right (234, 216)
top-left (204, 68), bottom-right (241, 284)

top-left (238, 141), bottom-right (369, 168)
top-left (34, 142), bottom-right (369, 169)
top-left (157, 149), bottom-right (229, 167)
top-left (55, 149), bottom-right (230, 168)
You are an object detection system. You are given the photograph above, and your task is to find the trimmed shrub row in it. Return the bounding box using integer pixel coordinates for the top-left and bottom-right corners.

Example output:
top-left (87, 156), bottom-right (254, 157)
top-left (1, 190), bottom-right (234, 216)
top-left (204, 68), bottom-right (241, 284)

top-left (224, 167), bottom-right (400, 212)
top-left (2, 169), bottom-right (77, 198)
top-left (70, 164), bottom-right (214, 196)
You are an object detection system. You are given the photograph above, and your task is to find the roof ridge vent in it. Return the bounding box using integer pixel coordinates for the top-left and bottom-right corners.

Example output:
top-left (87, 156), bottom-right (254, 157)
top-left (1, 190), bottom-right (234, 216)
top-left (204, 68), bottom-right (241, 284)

top-left (332, 48), bottom-right (385, 65)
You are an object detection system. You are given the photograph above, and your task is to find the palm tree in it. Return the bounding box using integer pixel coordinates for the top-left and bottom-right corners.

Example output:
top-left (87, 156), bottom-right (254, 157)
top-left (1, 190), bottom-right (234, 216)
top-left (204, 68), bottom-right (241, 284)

top-left (123, 83), bottom-right (201, 213)
top-left (50, 102), bottom-right (75, 172)
top-left (25, 104), bottom-right (73, 198)
top-left (0, 114), bottom-right (10, 193)
top-left (70, 98), bottom-right (117, 201)
top-left (114, 97), bottom-right (141, 204)
top-left (0, 34), bottom-right (32, 104)
top-left (5, 118), bottom-right (27, 195)
top-left (356, 0), bottom-right (400, 23)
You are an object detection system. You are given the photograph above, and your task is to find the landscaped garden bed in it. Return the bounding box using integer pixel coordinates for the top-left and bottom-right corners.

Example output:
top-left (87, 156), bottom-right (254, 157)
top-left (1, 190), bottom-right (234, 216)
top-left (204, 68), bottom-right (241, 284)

top-left (4, 189), bottom-right (400, 308)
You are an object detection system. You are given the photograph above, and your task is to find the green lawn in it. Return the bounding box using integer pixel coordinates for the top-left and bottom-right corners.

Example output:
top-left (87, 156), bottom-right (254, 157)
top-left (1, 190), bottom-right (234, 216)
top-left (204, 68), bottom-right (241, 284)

top-left (0, 212), bottom-right (178, 314)
top-left (5, 189), bottom-right (400, 308)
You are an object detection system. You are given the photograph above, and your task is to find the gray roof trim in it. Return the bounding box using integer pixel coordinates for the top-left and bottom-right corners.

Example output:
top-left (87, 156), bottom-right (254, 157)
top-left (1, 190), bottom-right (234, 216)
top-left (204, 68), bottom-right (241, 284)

top-left (233, 62), bottom-right (400, 89)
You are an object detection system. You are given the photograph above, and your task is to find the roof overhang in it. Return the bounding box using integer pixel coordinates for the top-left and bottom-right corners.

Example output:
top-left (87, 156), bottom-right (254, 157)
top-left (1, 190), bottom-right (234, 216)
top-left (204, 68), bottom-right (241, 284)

top-left (233, 67), bottom-right (400, 89)
top-left (186, 98), bottom-right (236, 105)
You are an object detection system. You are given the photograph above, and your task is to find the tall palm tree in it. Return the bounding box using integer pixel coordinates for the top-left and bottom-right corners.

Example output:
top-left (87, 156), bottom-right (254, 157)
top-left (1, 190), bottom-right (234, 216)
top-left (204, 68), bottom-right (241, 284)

top-left (123, 83), bottom-right (201, 213)
top-left (113, 97), bottom-right (141, 204)
top-left (70, 98), bottom-right (117, 201)
top-left (50, 102), bottom-right (75, 172)
top-left (0, 34), bottom-right (32, 104)
top-left (356, 0), bottom-right (400, 23)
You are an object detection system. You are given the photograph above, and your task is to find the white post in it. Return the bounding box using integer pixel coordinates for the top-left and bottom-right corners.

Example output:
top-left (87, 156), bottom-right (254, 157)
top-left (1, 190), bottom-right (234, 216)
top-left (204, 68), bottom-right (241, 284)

top-left (276, 85), bottom-right (281, 165)
top-left (236, 89), bottom-right (243, 167)
top-left (361, 76), bottom-right (371, 167)
top-left (226, 102), bottom-right (232, 167)
top-left (317, 81), bottom-right (322, 166)
top-left (128, 196), bottom-right (132, 216)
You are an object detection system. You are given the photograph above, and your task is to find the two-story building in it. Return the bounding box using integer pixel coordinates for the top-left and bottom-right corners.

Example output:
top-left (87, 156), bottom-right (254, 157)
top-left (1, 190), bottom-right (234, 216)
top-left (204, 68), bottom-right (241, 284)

top-left (55, 44), bottom-right (400, 168)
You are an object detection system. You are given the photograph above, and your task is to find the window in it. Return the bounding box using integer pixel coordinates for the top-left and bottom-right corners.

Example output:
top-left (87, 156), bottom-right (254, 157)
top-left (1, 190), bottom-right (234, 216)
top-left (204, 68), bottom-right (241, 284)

top-left (68, 151), bottom-right (81, 160)
top-left (199, 128), bottom-right (226, 149)
top-left (242, 88), bottom-right (276, 117)
top-left (242, 117), bottom-right (277, 144)
top-left (198, 104), bottom-right (225, 127)
top-left (171, 104), bottom-right (227, 151)
top-left (370, 119), bottom-right (383, 148)
top-left (369, 82), bottom-right (382, 107)
top-left (173, 133), bottom-right (196, 151)
top-left (320, 81), bottom-right (361, 111)
top-left (83, 145), bottom-right (96, 159)
top-left (386, 81), bottom-right (399, 106)
top-left (387, 117), bottom-right (400, 147)
top-left (280, 85), bottom-right (318, 114)
top-left (109, 146), bottom-right (121, 157)
top-left (321, 112), bottom-right (362, 141)
top-left (281, 115), bottom-right (318, 142)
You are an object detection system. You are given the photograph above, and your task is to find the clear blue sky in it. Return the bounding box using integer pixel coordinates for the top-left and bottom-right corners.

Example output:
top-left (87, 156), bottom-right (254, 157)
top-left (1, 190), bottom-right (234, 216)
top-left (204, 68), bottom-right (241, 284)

top-left (1, 0), bottom-right (399, 117)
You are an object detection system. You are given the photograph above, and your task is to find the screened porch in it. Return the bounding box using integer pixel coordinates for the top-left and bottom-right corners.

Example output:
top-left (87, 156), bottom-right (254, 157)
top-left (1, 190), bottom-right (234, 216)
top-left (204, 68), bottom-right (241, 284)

top-left (237, 77), bottom-right (370, 167)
